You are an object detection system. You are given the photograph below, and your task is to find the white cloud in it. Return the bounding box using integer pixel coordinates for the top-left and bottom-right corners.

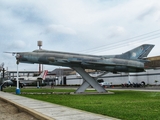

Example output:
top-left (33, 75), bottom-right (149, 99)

top-left (0, 0), bottom-right (160, 70)
top-left (45, 24), bottom-right (77, 35)
top-left (9, 40), bottom-right (26, 49)
top-left (107, 26), bottom-right (126, 38)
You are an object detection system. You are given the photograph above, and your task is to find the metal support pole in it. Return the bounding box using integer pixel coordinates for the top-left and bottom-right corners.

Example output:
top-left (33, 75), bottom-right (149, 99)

top-left (37, 40), bottom-right (42, 88)
top-left (37, 65), bottom-right (40, 88)
top-left (128, 73), bottom-right (130, 85)
top-left (16, 62), bottom-right (20, 94)
top-left (37, 81), bottom-right (40, 88)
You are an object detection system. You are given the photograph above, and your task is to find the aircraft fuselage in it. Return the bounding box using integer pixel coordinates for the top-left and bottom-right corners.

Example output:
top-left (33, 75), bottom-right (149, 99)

top-left (17, 50), bottom-right (144, 73)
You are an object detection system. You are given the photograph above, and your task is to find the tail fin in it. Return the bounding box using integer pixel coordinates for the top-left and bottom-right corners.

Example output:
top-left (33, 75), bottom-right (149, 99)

top-left (38, 70), bottom-right (48, 80)
top-left (117, 44), bottom-right (155, 60)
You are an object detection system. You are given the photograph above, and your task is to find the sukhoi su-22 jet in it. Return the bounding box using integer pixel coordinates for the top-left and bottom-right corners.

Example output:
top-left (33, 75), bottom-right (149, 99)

top-left (9, 44), bottom-right (154, 93)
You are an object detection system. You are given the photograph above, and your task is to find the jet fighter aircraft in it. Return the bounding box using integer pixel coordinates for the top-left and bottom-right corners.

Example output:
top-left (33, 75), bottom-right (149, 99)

top-left (2, 70), bottom-right (48, 88)
top-left (8, 44), bottom-right (154, 93)
top-left (11, 70), bottom-right (48, 84)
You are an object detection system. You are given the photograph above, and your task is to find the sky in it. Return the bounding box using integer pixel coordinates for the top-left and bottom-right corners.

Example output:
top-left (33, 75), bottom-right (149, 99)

top-left (1, 0), bottom-right (160, 71)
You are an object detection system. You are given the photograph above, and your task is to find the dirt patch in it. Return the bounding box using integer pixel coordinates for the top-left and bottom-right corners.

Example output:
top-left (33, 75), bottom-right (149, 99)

top-left (0, 100), bottom-right (38, 120)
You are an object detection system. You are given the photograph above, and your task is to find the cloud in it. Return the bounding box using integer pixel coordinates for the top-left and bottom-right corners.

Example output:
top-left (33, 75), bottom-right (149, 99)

top-left (137, 7), bottom-right (157, 20)
top-left (107, 26), bottom-right (126, 38)
top-left (0, 0), bottom-right (160, 71)
top-left (8, 40), bottom-right (26, 50)
top-left (45, 24), bottom-right (77, 35)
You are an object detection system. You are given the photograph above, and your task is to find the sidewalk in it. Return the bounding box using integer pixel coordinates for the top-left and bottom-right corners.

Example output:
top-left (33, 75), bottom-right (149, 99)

top-left (0, 91), bottom-right (119, 120)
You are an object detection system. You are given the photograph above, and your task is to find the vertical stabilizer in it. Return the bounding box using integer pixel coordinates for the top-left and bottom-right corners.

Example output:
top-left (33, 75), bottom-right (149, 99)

top-left (38, 70), bottom-right (48, 80)
top-left (117, 44), bottom-right (155, 60)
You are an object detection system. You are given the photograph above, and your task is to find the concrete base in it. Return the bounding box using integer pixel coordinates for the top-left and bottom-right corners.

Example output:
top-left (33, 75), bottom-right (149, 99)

top-left (71, 91), bottom-right (114, 95)
top-left (16, 88), bottom-right (21, 94)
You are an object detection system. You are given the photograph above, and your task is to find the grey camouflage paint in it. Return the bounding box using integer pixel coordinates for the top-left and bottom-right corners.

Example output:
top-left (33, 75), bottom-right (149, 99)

top-left (15, 44), bottom-right (154, 73)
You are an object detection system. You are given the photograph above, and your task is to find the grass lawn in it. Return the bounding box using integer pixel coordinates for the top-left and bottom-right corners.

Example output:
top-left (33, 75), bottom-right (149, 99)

top-left (3, 87), bottom-right (160, 120)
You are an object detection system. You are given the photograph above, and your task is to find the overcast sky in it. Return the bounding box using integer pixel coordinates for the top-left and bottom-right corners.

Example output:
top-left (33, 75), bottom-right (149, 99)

top-left (1, 0), bottom-right (160, 71)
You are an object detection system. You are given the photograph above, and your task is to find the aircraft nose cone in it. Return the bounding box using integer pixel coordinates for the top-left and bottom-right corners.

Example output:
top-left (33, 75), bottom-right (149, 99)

top-left (15, 54), bottom-right (21, 60)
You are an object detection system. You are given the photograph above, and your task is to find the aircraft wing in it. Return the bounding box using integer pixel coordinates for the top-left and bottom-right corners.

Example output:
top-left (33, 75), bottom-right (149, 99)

top-left (68, 58), bottom-right (82, 63)
top-left (68, 58), bottom-right (116, 66)
top-left (83, 61), bottom-right (116, 66)
top-left (68, 58), bottom-right (143, 69)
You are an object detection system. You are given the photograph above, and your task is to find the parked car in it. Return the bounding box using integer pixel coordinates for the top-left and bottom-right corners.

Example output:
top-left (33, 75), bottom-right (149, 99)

top-left (99, 82), bottom-right (110, 88)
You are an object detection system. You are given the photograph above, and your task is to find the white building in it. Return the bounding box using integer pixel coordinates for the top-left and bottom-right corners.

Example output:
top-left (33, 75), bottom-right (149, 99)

top-left (66, 69), bottom-right (160, 85)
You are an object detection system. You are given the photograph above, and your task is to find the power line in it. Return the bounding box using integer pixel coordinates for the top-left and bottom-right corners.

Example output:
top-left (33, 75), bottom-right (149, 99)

top-left (82, 29), bottom-right (160, 53)
top-left (79, 29), bottom-right (160, 54)
top-left (91, 34), bottom-right (160, 54)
